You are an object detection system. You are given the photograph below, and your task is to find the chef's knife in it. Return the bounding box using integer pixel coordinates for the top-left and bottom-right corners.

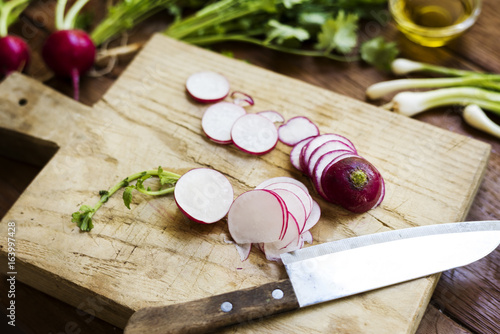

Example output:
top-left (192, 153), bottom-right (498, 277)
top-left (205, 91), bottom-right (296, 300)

top-left (124, 221), bottom-right (500, 334)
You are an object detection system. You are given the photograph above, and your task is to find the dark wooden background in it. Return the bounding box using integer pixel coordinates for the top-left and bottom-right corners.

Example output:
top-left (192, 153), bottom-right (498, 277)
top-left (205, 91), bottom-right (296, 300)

top-left (1, 0), bottom-right (499, 333)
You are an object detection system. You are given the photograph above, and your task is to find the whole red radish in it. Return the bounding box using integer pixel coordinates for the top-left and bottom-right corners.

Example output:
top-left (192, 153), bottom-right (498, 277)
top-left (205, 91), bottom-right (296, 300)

top-left (0, 35), bottom-right (30, 76)
top-left (42, 29), bottom-right (95, 100)
top-left (321, 156), bottom-right (384, 213)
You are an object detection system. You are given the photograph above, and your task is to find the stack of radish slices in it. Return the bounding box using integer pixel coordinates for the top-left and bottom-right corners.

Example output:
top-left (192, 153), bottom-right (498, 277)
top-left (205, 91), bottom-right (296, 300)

top-left (228, 177), bottom-right (320, 262)
top-left (291, 133), bottom-right (385, 213)
top-left (187, 71), bottom-right (322, 156)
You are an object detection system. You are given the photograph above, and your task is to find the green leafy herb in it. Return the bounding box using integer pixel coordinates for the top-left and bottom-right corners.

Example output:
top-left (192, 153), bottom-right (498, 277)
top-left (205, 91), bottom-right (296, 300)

top-left (164, 0), bottom-right (393, 64)
top-left (71, 167), bottom-right (180, 232)
top-left (315, 11), bottom-right (358, 54)
top-left (360, 36), bottom-right (398, 71)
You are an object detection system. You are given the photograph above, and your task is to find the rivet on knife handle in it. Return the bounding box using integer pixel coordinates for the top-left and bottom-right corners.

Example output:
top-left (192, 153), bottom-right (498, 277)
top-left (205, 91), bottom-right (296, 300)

top-left (124, 278), bottom-right (300, 334)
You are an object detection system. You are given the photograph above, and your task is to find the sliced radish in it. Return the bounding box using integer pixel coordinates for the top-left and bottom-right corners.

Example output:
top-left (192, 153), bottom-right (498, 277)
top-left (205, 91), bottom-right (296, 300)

top-left (301, 133), bottom-right (357, 171)
top-left (258, 110), bottom-right (285, 124)
top-left (278, 116), bottom-right (320, 146)
top-left (174, 168), bottom-right (234, 224)
top-left (307, 142), bottom-right (354, 176)
top-left (231, 114), bottom-right (278, 155)
top-left (186, 71), bottom-right (230, 103)
top-left (302, 200), bottom-right (321, 233)
top-left (261, 213), bottom-right (301, 262)
top-left (235, 243), bottom-right (252, 261)
top-left (231, 91), bottom-right (255, 106)
top-left (300, 230), bottom-right (313, 245)
top-left (255, 176), bottom-right (309, 194)
top-left (227, 189), bottom-right (286, 244)
top-left (263, 182), bottom-right (313, 220)
top-left (290, 137), bottom-right (316, 172)
top-left (202, 102), bottom-right (246, 144)
top-left (270, 189), bottom-right (307, 233)
top-left (372, 177), bottom-right (386, 210)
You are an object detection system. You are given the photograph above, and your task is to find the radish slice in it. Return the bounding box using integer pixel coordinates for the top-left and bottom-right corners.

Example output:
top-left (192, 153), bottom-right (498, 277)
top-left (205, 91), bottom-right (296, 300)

top-left (261, 213), bottom-right (301, 262)
top-left (231, 91), bottom-right (255, 106)
top-left (186, 71), bottom-right (230, 103)
top-left (235, 243), bottom-right (252, 261)
top-left (307, 142), bottom-right (354, 176)
top-left (270, 189), bottom-right (307, 233)
top-left (278, 116), bottom-right (320, 146)
top-left (258, 110), bottom-right (285, 124)
top-left (302, 200), bottom-right (321, 232)
top-left (202, 102), bottom-right (246, 144)
top-left (263, 182), bottom-right (313, 220)
top-left (301, 230), bottom-right (313, 244)
top-left (228, 189), bottom-right (286, 244)
top-left (255, 177), bottom-right (309, 194)
top-left (174, 168), bottom-right (234, 224)
top-left (290, 137), bottom-right (316, 172)
top-left (371, 176), bottom-right (386, 210)
top-left (231, 114), bottom-right (278, 155)
top-left (301, 134), bottom-right (357, 171)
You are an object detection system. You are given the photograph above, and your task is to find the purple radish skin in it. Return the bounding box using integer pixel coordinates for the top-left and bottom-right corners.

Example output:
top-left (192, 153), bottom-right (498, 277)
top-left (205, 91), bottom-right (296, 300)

top-left (321, 156), bottom-right (383, 213)
top-left (42, 29), bottom-right (96, 100)
top-left (0, 35), bottom-right (30, 76)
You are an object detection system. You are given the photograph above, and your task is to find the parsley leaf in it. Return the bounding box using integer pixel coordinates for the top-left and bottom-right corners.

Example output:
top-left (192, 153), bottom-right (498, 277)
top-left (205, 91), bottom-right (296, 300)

top-left (361, 36), bottom-right (399, 71)
top-left (265, 19), bottom-right (310, 45)
top-left (123, 186), bottom-right (134, 210)
top-left (315, 11), bottom-right (359, 54)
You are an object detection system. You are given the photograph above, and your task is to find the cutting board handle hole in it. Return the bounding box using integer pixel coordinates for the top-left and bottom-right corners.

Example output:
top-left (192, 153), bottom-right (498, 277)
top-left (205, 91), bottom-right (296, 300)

top-left (18, 98), bottom-right (28, 106)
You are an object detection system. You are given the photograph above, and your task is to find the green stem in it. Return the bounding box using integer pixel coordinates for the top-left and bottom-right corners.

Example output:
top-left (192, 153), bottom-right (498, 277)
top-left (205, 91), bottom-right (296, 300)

top-left (183, 33), bottom-right (360, 62)
top-left (91, 0), bottom-right (175, 46)
top-left (62, 0), bottom-right (89, 30)
top-left (72, 168), bottom-right (181, 231)
top-left (165, 0), bottom-right (273, 39)
top-left (367, 76), bottom-right (500, 99)
top-left (0, 0), bottom-right (30, 37)
top-left (55, 0), bottom-right (67, 31)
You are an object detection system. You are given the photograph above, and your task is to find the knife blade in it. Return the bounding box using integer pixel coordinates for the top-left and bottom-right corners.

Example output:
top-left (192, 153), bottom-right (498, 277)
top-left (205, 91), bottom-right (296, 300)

top-left (124, 221), bottom-right (500, 334)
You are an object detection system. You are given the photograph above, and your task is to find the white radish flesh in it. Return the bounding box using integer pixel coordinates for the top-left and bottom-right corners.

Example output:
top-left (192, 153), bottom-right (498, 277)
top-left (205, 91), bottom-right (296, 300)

top-left (270, 188), bottom-right (307, 233)
top-left (258, 110), bottom-right (285, 123)
top-left (261, 213), bottom-right (301, 261)
top-left (290, 137), bottom-right (315, 172)
top-left (263, 182), bottom-right (313, 219)
top-left (255, 176), bottom-right (310, 195)
top-left (186, 71), bottom-right (230, 103)
top-left (231, 91), bottom-right (255, 106)
top-left (302, 200), bottom-right (321, 233)
top-left (231, 114), bottom-right (279, 155)
top-left (174, 168), bottom-right (234, 224)
top-left (202, 102), bottom-right (246, 144)
top-left (306, 141), bottom-right (355, 176)
top-left (227, 189), bottom-right (286, 244)
top-left (301, 134), bottom-right (357, 171)
top-left (278, 116), bottom-right (320, 146)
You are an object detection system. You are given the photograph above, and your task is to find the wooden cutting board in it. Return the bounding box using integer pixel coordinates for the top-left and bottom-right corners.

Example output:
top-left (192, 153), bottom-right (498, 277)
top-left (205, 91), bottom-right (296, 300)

top-left (0, 34), bottom-right (490, 333)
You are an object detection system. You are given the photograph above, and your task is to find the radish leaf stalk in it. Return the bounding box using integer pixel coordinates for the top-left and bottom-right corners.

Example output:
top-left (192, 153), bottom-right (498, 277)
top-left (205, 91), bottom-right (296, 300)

top-left (72, 166), bottom-right (180, 232)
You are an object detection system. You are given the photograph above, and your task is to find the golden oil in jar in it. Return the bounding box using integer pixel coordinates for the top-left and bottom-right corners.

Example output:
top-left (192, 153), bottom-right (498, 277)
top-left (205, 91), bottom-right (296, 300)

top-left (389, 0), bottom-right (481, 47)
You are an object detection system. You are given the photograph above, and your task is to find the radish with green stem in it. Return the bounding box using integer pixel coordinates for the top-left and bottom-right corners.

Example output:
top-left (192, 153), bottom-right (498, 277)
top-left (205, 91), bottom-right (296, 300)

top-left (0, 0), bottom-right (31, 76)
top-left (42, 0), bottom-right (95, 101)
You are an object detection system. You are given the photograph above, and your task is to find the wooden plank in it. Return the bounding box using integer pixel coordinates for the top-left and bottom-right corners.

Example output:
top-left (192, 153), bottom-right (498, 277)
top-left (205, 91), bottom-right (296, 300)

top-left (0, 34), bottom-right (491, 333)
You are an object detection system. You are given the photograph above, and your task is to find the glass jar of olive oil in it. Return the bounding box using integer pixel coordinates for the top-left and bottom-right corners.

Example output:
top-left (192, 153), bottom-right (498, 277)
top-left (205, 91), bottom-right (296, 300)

top-left (389, 0), bottom-right (482, 47)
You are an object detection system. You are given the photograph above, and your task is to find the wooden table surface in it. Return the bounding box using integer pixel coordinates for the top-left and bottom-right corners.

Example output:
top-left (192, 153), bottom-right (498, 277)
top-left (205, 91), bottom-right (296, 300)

top-left (1, 1), bottom-right (498, 333)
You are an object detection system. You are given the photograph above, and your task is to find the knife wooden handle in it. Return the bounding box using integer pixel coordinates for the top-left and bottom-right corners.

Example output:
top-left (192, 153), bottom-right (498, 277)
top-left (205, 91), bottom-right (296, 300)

top-left (124, 278), bottom-right (299, 334)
